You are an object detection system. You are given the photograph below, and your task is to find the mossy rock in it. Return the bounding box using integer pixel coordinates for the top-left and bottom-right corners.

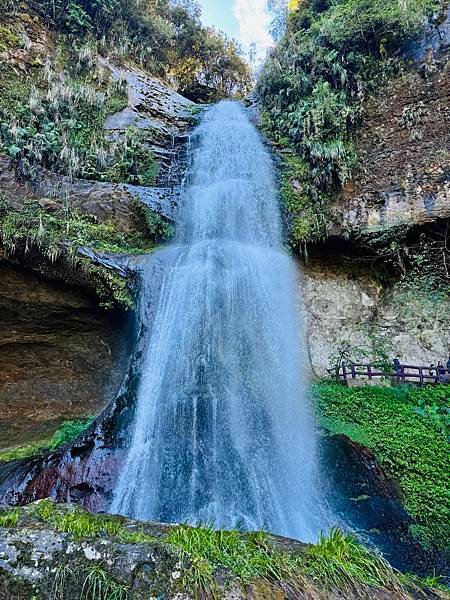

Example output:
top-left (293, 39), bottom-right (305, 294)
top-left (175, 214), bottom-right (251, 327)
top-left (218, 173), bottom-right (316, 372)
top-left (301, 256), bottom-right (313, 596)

top-left (0, 501), bottom-right (445, 599)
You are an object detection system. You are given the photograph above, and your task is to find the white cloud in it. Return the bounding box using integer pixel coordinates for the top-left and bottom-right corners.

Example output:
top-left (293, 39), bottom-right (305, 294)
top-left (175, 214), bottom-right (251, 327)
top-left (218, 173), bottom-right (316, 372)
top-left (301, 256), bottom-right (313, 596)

top-left (232, 0), bottom-right (274, 64)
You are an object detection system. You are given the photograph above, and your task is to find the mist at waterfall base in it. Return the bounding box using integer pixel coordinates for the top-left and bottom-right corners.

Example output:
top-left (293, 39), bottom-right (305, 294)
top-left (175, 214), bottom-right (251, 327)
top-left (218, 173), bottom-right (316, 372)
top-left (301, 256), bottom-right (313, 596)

top-left (112, 101), bottom-right (329, 542)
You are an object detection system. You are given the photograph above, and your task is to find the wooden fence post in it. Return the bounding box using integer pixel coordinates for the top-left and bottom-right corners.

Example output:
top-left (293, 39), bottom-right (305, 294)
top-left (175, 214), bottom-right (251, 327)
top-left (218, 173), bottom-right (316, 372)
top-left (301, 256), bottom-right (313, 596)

top-left (419, 367), bottom-right (424, 385)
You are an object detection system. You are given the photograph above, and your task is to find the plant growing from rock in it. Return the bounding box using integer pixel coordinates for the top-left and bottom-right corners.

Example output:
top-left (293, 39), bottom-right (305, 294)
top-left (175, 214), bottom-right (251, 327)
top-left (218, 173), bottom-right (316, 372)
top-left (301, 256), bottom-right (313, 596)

top-left (0, 417), bottom-right (95, 464)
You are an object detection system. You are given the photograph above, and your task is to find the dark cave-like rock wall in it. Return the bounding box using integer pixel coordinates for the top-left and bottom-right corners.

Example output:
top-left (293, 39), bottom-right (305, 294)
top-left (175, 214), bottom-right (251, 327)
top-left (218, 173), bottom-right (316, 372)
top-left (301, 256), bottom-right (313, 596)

top-left (0, 263), bottom-right (132, 450)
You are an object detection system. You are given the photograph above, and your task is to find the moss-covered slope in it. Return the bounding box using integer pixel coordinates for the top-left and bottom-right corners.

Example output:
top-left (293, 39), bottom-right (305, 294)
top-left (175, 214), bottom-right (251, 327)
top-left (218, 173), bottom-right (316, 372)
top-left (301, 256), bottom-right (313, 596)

top-left (314, 383), bottom-right (449, 551)
top-left (259, 0), bottom-right (448, 247)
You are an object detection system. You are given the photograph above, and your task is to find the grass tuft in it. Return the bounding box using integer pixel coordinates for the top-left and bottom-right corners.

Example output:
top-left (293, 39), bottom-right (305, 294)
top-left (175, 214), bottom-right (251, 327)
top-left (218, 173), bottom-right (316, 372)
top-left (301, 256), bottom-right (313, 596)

top-left (305, 528), bottom-right (402, 591)
top-left (82, 563), bottom-right (129, 600)
top-left (0, 507), bottom-right (20, 528)
top-left (32, 500), bottom-right (159, 546)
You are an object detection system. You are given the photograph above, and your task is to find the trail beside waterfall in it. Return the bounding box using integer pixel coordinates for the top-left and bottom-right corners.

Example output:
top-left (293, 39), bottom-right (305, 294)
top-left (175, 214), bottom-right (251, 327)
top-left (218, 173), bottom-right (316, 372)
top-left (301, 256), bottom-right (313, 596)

top-left (112, 101), bottom-right (327, 541)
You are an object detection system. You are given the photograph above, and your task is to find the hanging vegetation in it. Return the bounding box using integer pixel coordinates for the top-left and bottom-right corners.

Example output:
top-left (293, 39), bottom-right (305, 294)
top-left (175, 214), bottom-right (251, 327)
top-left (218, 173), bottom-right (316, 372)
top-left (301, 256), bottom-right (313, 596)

top-left (259, 0), bottom-right (442, 246)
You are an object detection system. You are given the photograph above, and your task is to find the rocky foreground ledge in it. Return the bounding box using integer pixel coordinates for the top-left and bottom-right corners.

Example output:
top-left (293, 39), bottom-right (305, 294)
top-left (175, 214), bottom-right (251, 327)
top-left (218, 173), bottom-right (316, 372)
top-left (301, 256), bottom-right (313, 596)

top-left (0, 501), bottom-right (447, 599)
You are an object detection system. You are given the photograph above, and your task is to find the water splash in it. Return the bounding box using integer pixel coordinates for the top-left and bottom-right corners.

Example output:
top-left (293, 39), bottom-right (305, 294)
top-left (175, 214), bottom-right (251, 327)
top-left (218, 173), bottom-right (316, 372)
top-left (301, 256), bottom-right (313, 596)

top-left (112, 101), bottom-right (327, 541)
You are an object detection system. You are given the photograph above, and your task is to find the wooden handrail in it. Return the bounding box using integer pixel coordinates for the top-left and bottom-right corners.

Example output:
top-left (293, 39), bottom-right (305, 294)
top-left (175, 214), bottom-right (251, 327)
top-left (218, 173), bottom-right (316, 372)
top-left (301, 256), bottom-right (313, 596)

top-left (327, 363), bottom-right (450, 384)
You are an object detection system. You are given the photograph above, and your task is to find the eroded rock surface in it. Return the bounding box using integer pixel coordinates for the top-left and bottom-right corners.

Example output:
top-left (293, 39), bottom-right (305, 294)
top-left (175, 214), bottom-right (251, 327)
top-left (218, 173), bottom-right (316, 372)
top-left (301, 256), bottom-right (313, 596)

top-left (0, 502), bottom-right (442, 600)
top-left (102, 60), bottom-right (196, 190)
top-left (0, 251), bottom-right (170, 511)
top-left (0, 263), bottom-right (132, 450)
top-left (329, 60), bottom-right (450, 235)
top-left (298, 256), bottom-right (450, 378)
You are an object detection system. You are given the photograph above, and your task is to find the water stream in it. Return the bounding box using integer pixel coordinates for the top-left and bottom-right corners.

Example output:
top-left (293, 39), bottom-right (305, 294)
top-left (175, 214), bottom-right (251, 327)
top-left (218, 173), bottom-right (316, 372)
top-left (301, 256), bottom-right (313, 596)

top-left (112, 101), bottom-right (327, 541)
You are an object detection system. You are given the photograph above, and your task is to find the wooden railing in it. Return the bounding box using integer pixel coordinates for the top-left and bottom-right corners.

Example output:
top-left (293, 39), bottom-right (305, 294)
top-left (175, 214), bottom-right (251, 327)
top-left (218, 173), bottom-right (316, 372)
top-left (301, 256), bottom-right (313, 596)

top-left (328, 363), bottom-right (450, 385)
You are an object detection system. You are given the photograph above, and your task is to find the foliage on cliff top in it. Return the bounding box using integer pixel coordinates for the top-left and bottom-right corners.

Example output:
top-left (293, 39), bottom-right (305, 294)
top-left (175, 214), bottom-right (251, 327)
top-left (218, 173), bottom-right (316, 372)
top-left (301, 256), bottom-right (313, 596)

top-left (0, 417), bottom-right (95, 464)
top-left (0, 0), bottom-right (251, 100)
top-left (259, 0), bottom-right (440, 246)
top-left (313, 383), bottom-right (450, 550)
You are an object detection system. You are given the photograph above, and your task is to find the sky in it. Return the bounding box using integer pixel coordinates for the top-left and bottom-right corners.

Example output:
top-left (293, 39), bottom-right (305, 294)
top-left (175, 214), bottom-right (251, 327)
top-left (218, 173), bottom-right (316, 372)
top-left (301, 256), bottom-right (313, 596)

top-left (197, 0), bottom-right (274, 63)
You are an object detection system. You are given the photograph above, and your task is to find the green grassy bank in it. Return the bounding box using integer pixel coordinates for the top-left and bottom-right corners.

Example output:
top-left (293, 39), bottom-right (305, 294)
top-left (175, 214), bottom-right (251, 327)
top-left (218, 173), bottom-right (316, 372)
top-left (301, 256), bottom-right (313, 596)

top-left (313, 383), bottom-right (449, 550)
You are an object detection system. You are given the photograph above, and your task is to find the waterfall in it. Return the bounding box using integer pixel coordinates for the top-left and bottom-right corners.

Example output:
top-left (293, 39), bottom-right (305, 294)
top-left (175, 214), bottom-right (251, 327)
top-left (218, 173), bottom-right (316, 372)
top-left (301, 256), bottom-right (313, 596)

top-left (112, 101), bottom-right (326, 541)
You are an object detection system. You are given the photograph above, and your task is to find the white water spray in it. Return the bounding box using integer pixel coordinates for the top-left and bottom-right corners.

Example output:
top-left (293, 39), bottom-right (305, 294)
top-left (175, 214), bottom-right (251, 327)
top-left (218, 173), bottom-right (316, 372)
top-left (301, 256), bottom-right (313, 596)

top-left (112, 101), bottom-right (326, 541)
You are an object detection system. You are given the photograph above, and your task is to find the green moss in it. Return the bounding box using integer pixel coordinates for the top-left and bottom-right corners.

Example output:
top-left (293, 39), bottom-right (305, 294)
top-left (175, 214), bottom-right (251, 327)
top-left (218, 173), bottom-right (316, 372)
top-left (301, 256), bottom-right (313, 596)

top-left (313, 383), bottom-right (450, 549)
top-left (80, 259), bottom-right (134, 310)
top-left (279, 154), bottom-right (328, 245)
top-left (0, 200), bottom-right (155, 257)
top-left (100, 127), bottom-right (159, 187)
top-left (0, 417), bottom-right (95, 464)
top-left (0, 23), bottom-right (20, 52)
top-left (32, 500), bottom-right (160, 547)
top-left (28, 500), bottom-right (404, 594)
top-left (0, 67), bottom-right (34, 117)
top-left (0, 196), bottom-right (170, 310)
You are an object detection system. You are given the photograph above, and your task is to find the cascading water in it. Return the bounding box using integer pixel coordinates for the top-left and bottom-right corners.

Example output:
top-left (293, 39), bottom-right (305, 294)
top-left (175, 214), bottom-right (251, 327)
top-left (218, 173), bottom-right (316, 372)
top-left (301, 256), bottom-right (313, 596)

top-left (112, 101), bottom-right (327, 541)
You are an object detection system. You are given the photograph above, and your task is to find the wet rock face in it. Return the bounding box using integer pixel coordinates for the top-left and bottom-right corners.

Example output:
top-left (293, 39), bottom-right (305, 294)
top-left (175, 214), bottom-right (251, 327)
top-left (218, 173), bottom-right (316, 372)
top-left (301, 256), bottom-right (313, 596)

top-left (102, 60), bottom-right (195, 190)
top-left (33, 165), bottom-right (179, 224)
top-left (328, 61), bottom-right (450, 235)
top-left (322, 434), bottom-right (449, 575)
top-left (0, 251), bottom-right (170, 512)
top-left (0, 263), bottom-right (132, 450)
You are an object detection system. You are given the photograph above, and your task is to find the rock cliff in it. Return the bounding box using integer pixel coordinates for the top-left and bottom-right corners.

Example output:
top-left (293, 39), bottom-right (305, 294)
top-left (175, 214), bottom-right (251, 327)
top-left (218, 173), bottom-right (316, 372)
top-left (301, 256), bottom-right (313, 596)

top-left (329, 61), bottom-right (450, 236)
top-left (299, 252), bottom-right (449, 378)
top-left (299, 56), bottom-right (450, 377)
top-left (0, 5), bottom-right (199, 450)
